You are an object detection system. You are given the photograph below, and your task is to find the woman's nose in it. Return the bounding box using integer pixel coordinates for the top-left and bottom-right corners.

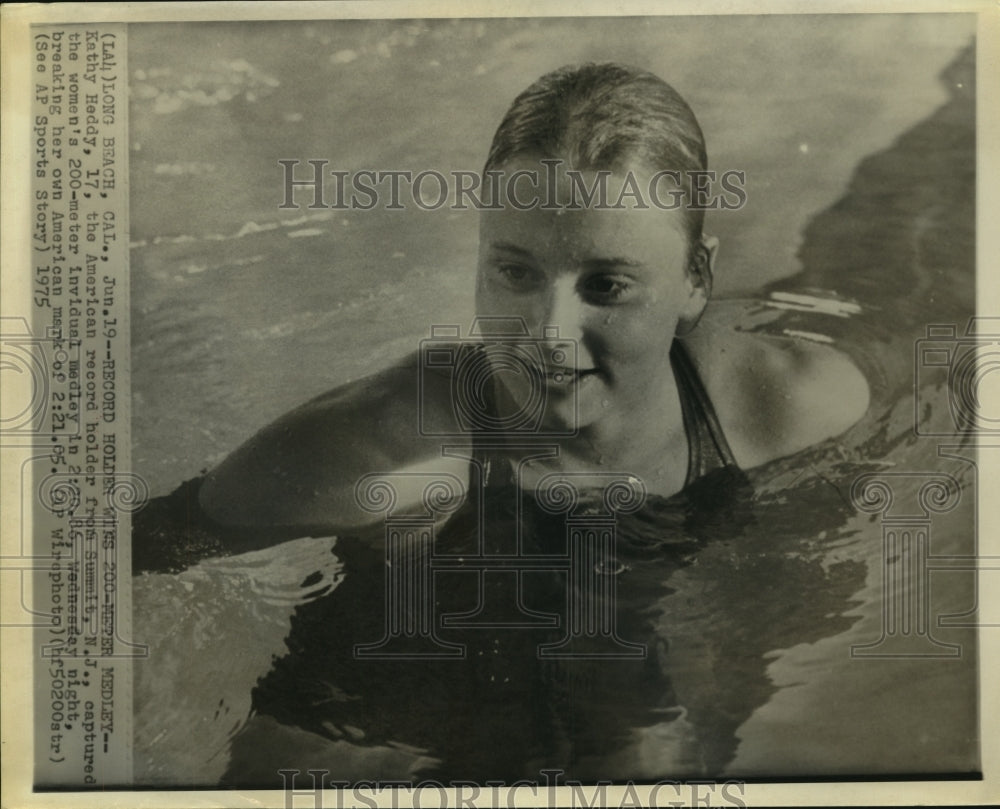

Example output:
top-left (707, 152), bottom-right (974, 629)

top-left (540, 276), bottom-right (586, 344)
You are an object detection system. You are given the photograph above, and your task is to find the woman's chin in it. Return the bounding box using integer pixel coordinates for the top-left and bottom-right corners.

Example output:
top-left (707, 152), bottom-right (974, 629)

top-left (538, 388), bottom-right (609, 435)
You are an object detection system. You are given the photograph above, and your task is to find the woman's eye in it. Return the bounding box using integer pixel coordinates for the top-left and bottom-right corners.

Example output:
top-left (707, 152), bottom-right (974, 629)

top-left (584, 275), bottom-right (632, 303)
top-left (496, 263), bottom-right (540, 290)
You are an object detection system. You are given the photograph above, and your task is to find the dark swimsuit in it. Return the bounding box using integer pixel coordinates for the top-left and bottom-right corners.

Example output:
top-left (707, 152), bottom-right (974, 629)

top-left (472, 339), bottom-right (737, 495)
top-left (219, 342), bottom-right (745, 783)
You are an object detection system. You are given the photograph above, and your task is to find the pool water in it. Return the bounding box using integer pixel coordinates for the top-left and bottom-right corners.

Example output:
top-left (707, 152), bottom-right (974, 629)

top-left (130, 19), bottom-right (978, 786)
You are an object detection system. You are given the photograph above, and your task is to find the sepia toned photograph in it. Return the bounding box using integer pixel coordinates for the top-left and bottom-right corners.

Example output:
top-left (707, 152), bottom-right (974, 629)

top-left (2, 3), bottom-right (997, 807)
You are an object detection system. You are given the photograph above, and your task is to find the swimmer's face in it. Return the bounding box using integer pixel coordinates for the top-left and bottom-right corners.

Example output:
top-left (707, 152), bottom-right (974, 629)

top-left (475, 158), bottom-right (710, 432)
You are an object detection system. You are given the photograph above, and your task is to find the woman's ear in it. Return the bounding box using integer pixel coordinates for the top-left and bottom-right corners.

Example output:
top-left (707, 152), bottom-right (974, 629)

top-left (677, 234), bottom-right (717, 336)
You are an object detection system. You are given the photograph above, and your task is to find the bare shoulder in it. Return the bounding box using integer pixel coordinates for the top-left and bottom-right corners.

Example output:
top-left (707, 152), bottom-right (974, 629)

top-left (684, 326), bottom-right (870, 469)
top-left (199, 351), bottom-right (471, 531)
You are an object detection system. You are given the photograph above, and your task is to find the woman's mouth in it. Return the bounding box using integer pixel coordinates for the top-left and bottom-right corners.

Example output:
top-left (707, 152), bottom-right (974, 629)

top-left (541, 366), bottom-right (599, 387)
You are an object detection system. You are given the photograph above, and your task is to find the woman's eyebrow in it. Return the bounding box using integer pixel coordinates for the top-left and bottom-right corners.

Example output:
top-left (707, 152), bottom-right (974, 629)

top-left (488, 241), bottom-right (535, 258)
top-left (583, 257), bottom-right (644, 271)
top-left (488, 242), bottom-right (644, 271)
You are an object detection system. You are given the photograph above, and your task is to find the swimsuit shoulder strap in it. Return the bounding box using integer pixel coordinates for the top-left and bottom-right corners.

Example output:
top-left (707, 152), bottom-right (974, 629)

top-left (472, 340), bottom-right (738, 493)
top-left (670, 340), bottom-right (739, 487)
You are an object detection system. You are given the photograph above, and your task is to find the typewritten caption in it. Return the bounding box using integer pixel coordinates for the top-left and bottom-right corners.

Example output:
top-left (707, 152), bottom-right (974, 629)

top-left (31, 23), bottom-right (134, 788)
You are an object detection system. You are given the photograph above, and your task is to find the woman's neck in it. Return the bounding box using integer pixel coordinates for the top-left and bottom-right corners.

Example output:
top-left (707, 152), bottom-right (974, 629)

top-left (500, 366), bottom-right (691, 497)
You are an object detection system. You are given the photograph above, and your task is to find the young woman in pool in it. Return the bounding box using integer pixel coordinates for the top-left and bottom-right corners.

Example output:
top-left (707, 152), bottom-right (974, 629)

top-left (197, 63), bottom-right (870, 538)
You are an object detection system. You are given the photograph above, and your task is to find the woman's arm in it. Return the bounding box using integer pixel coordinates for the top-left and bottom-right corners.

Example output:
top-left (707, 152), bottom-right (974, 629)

top-left (198, 351), bottom-right (472, 534)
